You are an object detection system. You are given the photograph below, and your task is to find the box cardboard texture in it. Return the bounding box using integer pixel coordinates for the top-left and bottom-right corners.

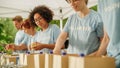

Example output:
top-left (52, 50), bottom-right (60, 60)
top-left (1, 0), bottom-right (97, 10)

top-left (69, 56), bottom-right (116, 68)
top-left (53, 55), bottom-right (68, 68)
top-left (24, 54), bottom-right (35, 68)
top-left (34, 54), bottom-right (45, 68)
top-left (53, 54), bottom-right (78, 68)
top-left (45, 54), bottom-right (53, 68)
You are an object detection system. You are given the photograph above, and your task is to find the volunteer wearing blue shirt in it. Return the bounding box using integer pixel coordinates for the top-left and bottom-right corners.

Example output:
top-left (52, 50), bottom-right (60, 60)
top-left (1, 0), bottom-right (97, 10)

top-left (93, 0), bottom-right (120, 68)
top-left (12, 16), bottom-right (25, 45)
top-left (29, 5), bottom-right (61, 53)
top-left (21, 19), bottom-right (38, 51)
top-left (5, 16), bottom-right (27, 51)
top-left (53, 0), bottom-right (104, 55)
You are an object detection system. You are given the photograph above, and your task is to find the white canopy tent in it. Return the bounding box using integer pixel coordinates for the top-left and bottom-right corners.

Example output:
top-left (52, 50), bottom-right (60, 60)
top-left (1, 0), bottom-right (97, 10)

top-left (0, 0), bottom-right (97, 30)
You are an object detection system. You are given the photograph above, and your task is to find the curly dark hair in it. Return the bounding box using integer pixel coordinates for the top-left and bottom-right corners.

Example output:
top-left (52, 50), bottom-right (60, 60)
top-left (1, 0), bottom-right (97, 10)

top-left (29, 5), bottom-right (54, 26)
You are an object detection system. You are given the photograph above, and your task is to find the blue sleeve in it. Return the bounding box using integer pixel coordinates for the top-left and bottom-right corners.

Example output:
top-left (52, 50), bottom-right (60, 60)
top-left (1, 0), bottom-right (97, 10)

top-left (96, 14), bottom-right (104, 38)
top-left (63, 16), bottom-right (72, 33)
top-left (14, 30), bottom-right (25, 45)
top-left (21, 36), bottom-right (29, 46)
top-left (53, 24), bottom-right (61, 43)
top-left (14, 34), bottom-right (19, 45)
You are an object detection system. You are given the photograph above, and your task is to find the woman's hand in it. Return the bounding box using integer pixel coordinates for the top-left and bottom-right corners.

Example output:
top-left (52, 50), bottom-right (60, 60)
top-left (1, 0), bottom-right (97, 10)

top-left (5, 44), bottom-right (15, 51)
top-left (31, 42), bottom-right (44, 50)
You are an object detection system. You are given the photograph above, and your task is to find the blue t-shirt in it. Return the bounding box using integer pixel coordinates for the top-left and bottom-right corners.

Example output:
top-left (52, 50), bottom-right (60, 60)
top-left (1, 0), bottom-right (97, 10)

top-left (22, 31), bottom-right (39, 46)
top-left (98, 0), bottom-right (120, 68)
top-left (14, 31), bottom-right (39, 53)
top-left (37, 24), bottom-right (61, 53)
top-left (98, 0), bottom-right (120, 57)
top-left (14, 30), bottom-right (25, 45)
top-left (63, 10), bottom-right (104, 55)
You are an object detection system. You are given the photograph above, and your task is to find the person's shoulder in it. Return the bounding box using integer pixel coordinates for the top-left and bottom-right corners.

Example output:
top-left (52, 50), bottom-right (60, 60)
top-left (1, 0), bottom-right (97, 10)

top-left (90, 10), bottom-right (100, 16)
top-left (17, 30), bottom-right (24, 34)
top-left (33, 31), bottom-right (39, 37)
top-left (36, 31), bottom-right (40, 33)
top-left (90, 10), bottom-right (102, 19)
top-left (50, 24), bottom-right (59, 28)
top-left (36, 30), bottom-right (41, 34)
top-left (20, 30), bottom-right (31, 35)
top-left (49, 24), bottom-right (60, 31)
top-left (70, 13), bottom-right (78, 18)
top-left (37, 30), bottom-right (42, 34)
top-left (67, 13), bottom-right (78, 21)
top-left (16, 30), bottom-right (26, 37)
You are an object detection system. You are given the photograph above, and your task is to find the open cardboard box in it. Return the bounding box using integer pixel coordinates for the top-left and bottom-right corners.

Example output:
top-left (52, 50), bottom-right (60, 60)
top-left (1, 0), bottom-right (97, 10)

top-left (53, 54), bottom-right (78, 68)
top-left (69, 56), bottom-right (116, 68)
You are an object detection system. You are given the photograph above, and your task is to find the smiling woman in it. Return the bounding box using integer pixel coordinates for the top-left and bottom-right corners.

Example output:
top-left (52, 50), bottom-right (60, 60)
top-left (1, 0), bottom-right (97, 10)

top-left (28, 5), bottom-right (61, 53)
top-left (34, 17), bottom-right (43, 24)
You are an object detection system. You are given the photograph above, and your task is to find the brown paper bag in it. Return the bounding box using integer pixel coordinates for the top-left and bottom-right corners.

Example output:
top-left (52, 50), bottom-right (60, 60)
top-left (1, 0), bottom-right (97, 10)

top-left (45, 54), bottom-right (53, 68)
top-left (34, 54), bottom-right (45, 68)
top-left (23, 54), bottom-right (35, 68)
top-left (69, 56), bottom-right (116, 68)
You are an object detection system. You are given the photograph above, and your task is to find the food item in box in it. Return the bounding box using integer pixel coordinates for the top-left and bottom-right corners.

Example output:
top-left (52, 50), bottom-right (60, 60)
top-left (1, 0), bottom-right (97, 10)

top-left (31, 43), bottom-right (37, 48)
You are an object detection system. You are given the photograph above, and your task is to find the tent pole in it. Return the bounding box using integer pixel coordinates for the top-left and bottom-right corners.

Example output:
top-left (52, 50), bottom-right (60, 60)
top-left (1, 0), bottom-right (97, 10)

top-left (59, 7), bottom-right (63, 31)
top-left (60, 18), bottom-right (63, 31)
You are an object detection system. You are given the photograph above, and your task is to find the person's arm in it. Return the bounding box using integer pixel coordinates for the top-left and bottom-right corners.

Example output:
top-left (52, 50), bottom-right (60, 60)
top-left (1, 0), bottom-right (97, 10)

top-left (53, 31), bottom-right (68, 54)
top-left (95, 31), bottom-right (109, 56)
top-left (5, 43), bottom-right (27, 51)
top-left (31, 41), bottom-right (65, 50)
top-left (14, 43), bottom-right (27, 50)
top-left (89, 31), bottom-right (109, 56)
top-left (88, 36), bottom-right (103, 56)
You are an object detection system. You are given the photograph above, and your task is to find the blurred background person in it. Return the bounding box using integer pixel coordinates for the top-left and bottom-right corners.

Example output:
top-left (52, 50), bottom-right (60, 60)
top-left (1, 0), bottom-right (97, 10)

top-left (5, 16), bottom-right (26, 52)
top-left (12, 15), bottom-right (25, 46)
top-left (91, 0), bottom-right (120, 68)
top-left (21, 19), bottom-right (38, 52)
top-left (5, 19), bottom-right (38, 52)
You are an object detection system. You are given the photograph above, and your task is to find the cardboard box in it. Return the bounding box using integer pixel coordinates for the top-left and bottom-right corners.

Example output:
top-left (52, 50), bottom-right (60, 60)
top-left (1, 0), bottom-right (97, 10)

top-left (53, 54), bottom-right (78, 68)
top-left (24, 54), bottom-right (35, 68)
top-left (45, 54), bottom-right (53, 68)
top-left (69, 56), bottom-right (116, 68)
top-left (53, 55), bottom-right (68, 68)
top-left (34, 54), bottom-right (45, 68)
top-left (19, 53), bottom-right (25, 65)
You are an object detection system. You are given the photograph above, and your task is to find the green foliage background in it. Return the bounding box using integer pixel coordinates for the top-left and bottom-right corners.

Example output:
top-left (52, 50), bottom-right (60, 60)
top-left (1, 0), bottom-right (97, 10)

top-left (0, 18), bottom-right (17, 44)
top-left (0, 5), bottom-right (97, 45)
